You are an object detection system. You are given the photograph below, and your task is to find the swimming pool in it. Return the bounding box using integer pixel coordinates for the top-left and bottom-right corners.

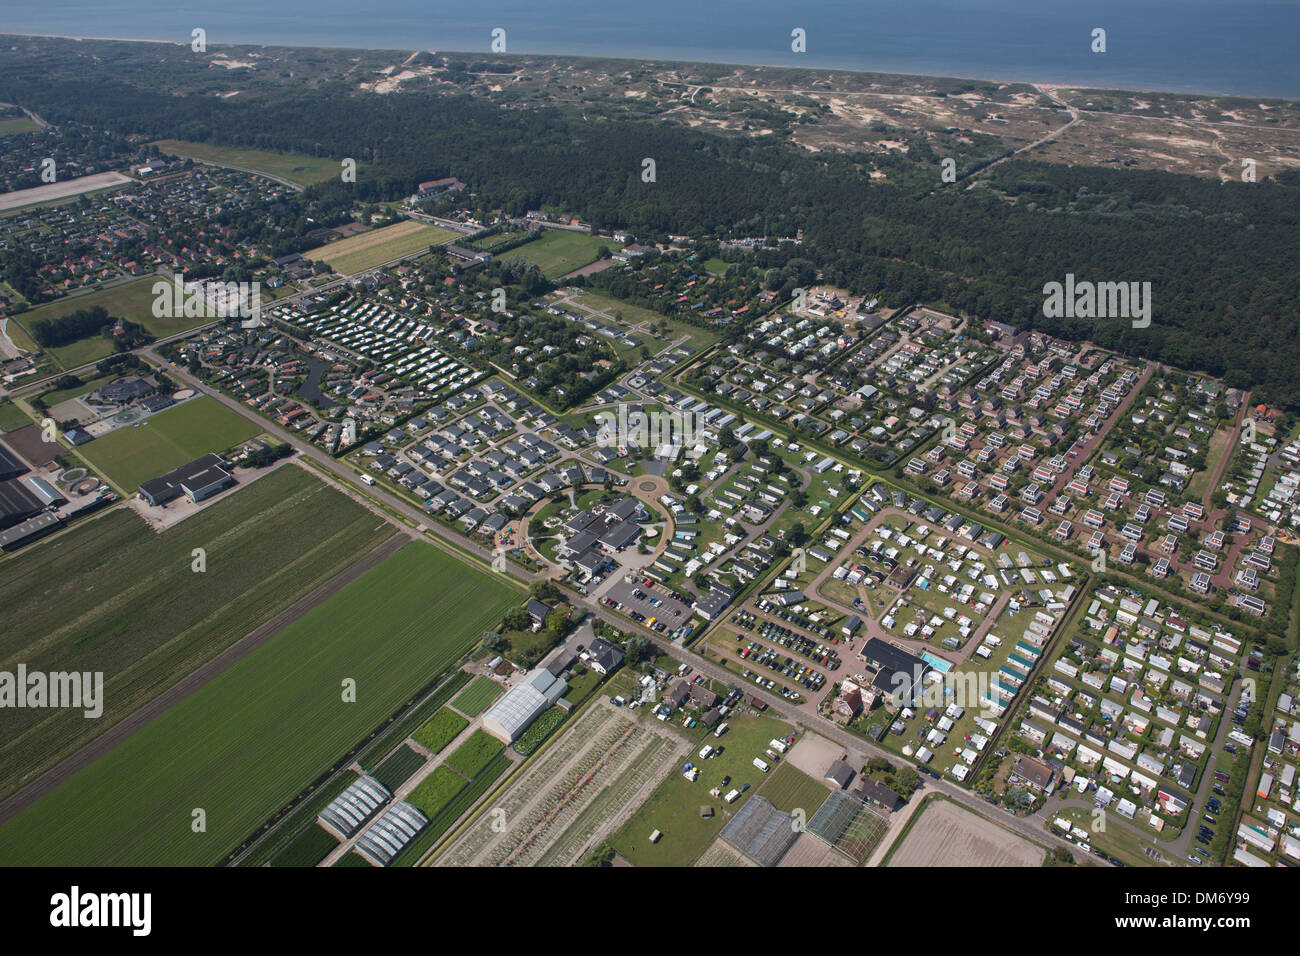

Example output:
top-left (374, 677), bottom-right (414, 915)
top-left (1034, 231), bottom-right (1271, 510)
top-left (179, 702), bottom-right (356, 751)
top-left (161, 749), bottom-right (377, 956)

top-left (921, 652), bottom-right (952, 673)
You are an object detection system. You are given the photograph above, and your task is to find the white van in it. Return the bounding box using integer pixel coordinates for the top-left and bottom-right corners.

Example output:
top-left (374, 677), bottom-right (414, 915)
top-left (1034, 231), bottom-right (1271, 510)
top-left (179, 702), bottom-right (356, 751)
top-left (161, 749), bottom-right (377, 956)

top-left (713, 721), bottom-right (729, 739)
top-left (359, 474), bottom-right (376, 486)
top-left (752, 757), bottom-right (770, 773)
top-left (698, 744), bottom-right (714, 760)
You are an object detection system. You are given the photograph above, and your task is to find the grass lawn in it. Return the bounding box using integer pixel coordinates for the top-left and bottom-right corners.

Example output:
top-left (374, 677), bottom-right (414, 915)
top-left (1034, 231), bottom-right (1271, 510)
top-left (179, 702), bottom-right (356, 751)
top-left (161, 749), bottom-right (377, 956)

top-left (702, 257), bottom-right (730, 274)
top-left (0, 539), bottom-right (520, 865)
top-left (612, 713), bottom-right (795, 866)
top-left (499, 626), bottom-right (561, 666)
top-left (760, 761), bottom-right (834, 816)
top-left (1053, 806), bottom-right (1160, 868)
top-left (450, 676), bottom-right (502, 717)
top-left (1187, 424), bottom-right (1234, 502)
top-left (0, 401), bottom-right (32, 432)
top-left (444, 730), bottom-right (504, 779)
top-left (503, 230), bottom-right (619, 280)
top-left (0, 115), bottom-right (39, 135)
top-left (78, 395), bottom-right (260, 492)
top-left (563, 289), bottom-right (717, 355)
top-left (13, 278), bottom-right (216, 369)
top-left (38, 370), bottom-right (118, 408)
top-left (412, 708), bottom-right (469, 754)
top-left (2, 316), bottom-right (36, 351)
top-left (305, 221), bottom-right (457, 275)
top-left (152, 140), bottom-right (345, 187)
top-left (0, 466), bottom-right (394, 800)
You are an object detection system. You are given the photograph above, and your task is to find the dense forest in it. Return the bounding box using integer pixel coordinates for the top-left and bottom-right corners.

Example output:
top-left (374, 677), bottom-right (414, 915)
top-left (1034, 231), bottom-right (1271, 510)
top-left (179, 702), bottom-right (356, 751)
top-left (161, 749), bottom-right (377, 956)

top-left (3, 49), bottom-right (1299, 407)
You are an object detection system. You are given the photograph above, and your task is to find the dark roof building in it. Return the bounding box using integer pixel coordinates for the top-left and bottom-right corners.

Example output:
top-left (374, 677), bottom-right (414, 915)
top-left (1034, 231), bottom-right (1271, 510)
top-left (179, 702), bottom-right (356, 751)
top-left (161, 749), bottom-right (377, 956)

top-left (0, 478), bottom-right (43, 530)
top-left (825, 759), bottom-right (855, 790)
top-left (138, 453), bottom-right (235, 506)
top-left (586, 637), bottom-right (624, 675)
top-left (95, 376), bottom-right (155, 404)
top-left (856, 778), bottom-right (902, 811)
top-left (0, 442), bottom-right (27, 481)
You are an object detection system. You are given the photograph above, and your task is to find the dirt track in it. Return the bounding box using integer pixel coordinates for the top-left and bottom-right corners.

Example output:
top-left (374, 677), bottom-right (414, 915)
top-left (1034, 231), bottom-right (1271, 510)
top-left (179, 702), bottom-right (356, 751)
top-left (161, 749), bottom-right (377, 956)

top-left (0, 532), bottom-right (405, 827)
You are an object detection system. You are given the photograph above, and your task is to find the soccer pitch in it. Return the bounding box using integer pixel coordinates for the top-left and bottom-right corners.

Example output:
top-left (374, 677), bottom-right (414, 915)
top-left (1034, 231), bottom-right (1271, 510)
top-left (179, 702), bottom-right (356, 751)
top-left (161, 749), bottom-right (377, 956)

top-left (502, 230), bottom-right (619, 280)
top-left (304, 220), bottom-right (458, 275)
top-left (78, 395), bottom-right (261, 493)
top-left (0, 541), bottom-right (521, 866)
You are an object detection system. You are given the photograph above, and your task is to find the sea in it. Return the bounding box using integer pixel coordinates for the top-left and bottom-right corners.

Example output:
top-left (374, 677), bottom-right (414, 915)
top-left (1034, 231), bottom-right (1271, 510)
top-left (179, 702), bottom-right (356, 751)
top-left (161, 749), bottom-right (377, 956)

top-left (3, 0), bottom-right (1298, 99)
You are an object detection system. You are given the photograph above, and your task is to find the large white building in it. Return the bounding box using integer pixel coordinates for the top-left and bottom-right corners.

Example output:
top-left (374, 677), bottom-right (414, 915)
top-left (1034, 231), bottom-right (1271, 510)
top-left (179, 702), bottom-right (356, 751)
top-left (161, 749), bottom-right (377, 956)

top-left (481, 667), bottom-right (568, 743)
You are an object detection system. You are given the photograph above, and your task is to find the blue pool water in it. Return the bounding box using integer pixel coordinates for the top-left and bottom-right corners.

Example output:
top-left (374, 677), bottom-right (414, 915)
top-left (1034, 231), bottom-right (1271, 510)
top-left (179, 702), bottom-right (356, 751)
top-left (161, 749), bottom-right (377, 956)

top-left (921, 652), bottom-right (952, 672)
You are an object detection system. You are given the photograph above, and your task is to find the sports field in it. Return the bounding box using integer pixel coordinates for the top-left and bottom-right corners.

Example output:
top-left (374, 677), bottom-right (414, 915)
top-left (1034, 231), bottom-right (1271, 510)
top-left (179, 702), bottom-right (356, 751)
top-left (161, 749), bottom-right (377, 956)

top-left (304, 220), bottom-right (457, 275)
top-left (0, 466), bottom-right (394, 799)
top-left (0, 115), bottom-right (39, 135)
top-left (78, 395), bottom-right (261, 492)
top-left (0, 540), bottom-right (520, 865)
top-left (13, 277), bottom-right (214, 369)
top-left (502, 230), bottom-right (620, 280)
top-left (152, 140), bottom-right (343, 187)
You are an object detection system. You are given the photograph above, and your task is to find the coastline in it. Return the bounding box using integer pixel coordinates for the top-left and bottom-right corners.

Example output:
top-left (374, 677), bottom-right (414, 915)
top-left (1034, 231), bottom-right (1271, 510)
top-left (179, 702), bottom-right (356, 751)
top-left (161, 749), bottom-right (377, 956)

top-left (2, 30), bottom-right (1295, 104)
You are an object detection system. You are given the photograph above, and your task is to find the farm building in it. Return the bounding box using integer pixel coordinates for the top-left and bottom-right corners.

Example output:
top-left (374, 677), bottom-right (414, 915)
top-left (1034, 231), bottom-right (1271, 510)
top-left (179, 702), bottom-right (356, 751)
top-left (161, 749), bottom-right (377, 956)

top-left (0, 477), bottom-right (44, 530)
top-left (354, 800), bottom-right (428, 866)
top-left (482, 667), bottom-right (568, 743)
top-left (138, 453), bottom-right (235, 506)
top-left (718, 796), bottom-right (799, 867)
top-left (0, 442), bottom-right (27, 481)
top-left (317, 774), bottom-right (390, 840)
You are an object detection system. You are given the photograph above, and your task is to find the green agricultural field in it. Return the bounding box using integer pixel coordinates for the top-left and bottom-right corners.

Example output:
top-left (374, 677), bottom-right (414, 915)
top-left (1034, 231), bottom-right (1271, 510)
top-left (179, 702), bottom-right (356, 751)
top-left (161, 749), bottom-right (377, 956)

top-left (268, 824), bottom-right (338, 868)
top-left (450, 676), bottom-right (501, 717)
top-left (513, 707), bottom-right (567, 757)
top-left (412, 708), bottom-right (469, 754)
top-left (77, 395), bottom-right (260, 492)
top-left (444, 730), bottom-right (503, 779)
top-left (305, 220), bottom-right (457, 275)
top-left (0, 466), bottom-right (394, 799)
top-left (760, 762), bottom-right (833, 817)
top-left (13, 277), bottom-right (216, 368)
top-left (502, 230), bottom-right (618, 280)
top-left (407, 765), bottom-right (469, 818)
top-left (371, 744), bottom-right (427, 792)
top-left (152, 140), bottom-right (344, 187)
top-left (0, 540), bottom-right (520, 865)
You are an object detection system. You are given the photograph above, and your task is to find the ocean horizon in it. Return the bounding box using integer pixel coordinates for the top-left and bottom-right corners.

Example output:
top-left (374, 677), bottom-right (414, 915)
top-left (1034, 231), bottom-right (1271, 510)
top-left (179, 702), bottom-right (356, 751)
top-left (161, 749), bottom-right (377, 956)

top-left (3, 0), bottom-right (1298, 100)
